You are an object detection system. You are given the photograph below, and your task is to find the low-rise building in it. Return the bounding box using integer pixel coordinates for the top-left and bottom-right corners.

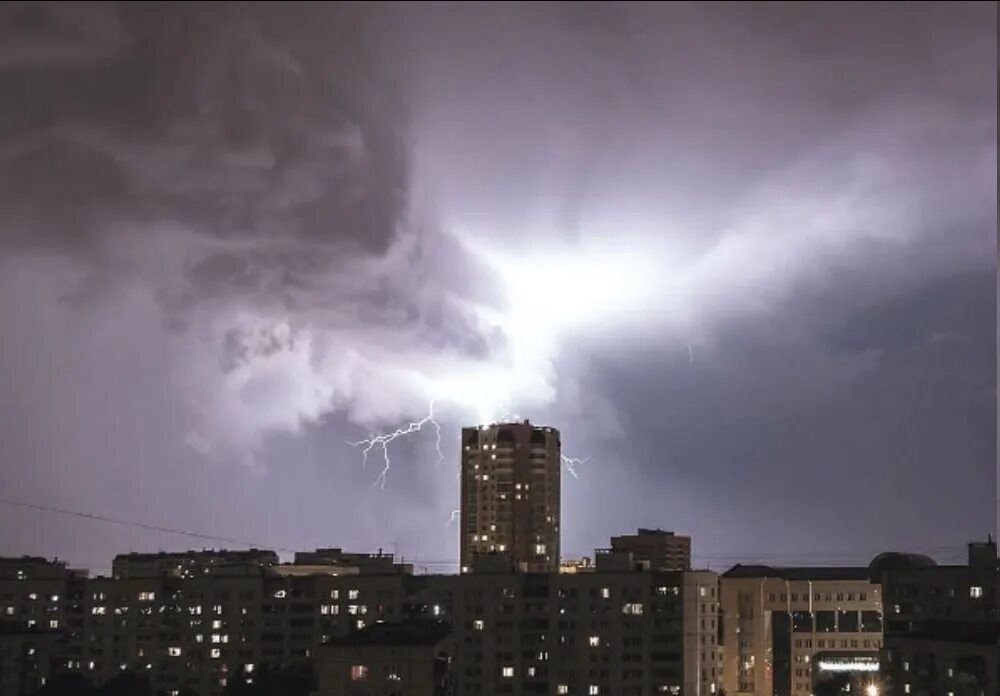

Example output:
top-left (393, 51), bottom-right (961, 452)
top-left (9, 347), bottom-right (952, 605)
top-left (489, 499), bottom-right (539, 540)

top-left (610, 530), bottom-right (692, 572)
top-left (721, 562), bottom-right (884, 696)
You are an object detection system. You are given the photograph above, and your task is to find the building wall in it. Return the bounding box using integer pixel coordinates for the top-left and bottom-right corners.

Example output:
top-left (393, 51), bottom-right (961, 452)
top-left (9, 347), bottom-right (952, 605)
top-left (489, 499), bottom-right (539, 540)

top-left (460, 423), bottom-right (561, 573)
top-left (879, 552), bottom-right (999, 696)
top-left (2, 555), bottom-right (721, 696)
top-left (427, 569), bottom-right (720, 696)
top-left (317, 643), bottom-right (442, 696)
top-left (720, 574), bottom-right (883, 696)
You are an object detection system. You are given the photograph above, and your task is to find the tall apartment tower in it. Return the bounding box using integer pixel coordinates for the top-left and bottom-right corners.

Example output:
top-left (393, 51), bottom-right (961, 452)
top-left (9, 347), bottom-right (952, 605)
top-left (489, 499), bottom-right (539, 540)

top-left (460, 421), bottom-right (561, 573)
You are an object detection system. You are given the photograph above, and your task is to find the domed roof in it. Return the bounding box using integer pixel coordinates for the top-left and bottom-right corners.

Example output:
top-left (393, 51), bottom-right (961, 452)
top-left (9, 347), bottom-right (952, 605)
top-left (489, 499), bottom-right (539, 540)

top-left (869, 552), bottom-right (937, 573)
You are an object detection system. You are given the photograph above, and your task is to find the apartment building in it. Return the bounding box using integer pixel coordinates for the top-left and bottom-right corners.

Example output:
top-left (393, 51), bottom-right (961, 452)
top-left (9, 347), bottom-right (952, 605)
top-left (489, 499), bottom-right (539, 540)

top-left (1, 548), bottom-right (719, 696)
top-left (610, 530), bottom-right (691, 572)
top-left (875, 541), bottom-right (999, 696)
top-left (460, 421), bottom-right (562, 573)
top-left (720, 563), bottom-right (883, 696)
top-left (420, 549), bottom-right (721, 696)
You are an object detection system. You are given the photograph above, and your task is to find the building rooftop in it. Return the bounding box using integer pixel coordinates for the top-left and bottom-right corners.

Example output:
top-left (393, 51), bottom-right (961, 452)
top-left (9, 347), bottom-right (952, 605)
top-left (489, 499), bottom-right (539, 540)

top-left (723, 564), bottom-right (873, 581)
top-left (868, 552), bottom-right (938, 573)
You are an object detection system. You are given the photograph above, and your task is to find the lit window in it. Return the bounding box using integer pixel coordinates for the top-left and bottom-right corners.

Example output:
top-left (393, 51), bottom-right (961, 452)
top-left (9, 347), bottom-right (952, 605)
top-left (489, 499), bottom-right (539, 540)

top-left (348, 590), bottom-right (359, 600)
top-left (331, 590), bottom-right (339, 599)
top-left (273, 590), bottom-right (286, 599)
top-left (48, 620), bottom-right (59, 629)
top-left (623, 603), bottom-right (644, 615)
top-left (210, 649), bottom-right (221, 659)
top-left (138, 592), bottom-right (156, 601)
top-left (970, 586), bottom-right (983, 598)
top-left (700, 587), bottom-right (707, 597)
top-left (601, 588), bottom-right (610, 599)
top-left (211, 620), bottom-right (222, 630)
top-left (589, 686), bottom-right (600, 695)
top-left (904, 685), bottom-right (910, 694)
top-left (91, 607), bottom-right (106, 615)
top-left (502, 666), bottom-right (514, 678)
top-left (168, 647), bottom-right (182, 657)
top-left (589, 635), bottom-right (601, 647)
top-left (535, 544), bottom-right (546, 555)
top-left (244, 664), bottom-right (254, 673)
top-left (558, 686), bottom-right (569, 695)
top-left (350, 665), bottom-right (369, 681)
top-left (473, 619), bottom-right (485, 631)
top-left (528, 666), bottom-right (536, 677)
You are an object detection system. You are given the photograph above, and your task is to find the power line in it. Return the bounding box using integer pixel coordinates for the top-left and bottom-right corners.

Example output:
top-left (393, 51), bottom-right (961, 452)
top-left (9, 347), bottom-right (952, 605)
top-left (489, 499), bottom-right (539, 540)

top-left (0, 498), bottom-right (301, 555)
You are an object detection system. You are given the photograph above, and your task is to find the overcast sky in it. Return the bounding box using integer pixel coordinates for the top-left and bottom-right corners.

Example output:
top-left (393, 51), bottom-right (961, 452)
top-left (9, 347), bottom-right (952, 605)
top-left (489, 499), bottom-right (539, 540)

top-left (0, 2), bottom-right (995, 573)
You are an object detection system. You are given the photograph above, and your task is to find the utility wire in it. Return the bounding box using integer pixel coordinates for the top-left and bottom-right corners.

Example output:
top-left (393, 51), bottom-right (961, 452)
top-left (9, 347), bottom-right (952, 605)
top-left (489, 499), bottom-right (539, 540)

top-left (0, 498), bottom-right (301, 555)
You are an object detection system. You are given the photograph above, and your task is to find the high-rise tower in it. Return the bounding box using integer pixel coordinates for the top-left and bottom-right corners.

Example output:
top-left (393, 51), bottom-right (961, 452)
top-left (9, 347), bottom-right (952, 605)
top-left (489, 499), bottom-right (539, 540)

top-left (459, 421), bottom-right (561, 573)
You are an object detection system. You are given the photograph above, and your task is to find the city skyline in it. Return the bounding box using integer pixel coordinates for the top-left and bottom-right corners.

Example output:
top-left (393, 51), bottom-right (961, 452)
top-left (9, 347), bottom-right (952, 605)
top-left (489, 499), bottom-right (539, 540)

top-left (0, 2), bottom-right (996, 582)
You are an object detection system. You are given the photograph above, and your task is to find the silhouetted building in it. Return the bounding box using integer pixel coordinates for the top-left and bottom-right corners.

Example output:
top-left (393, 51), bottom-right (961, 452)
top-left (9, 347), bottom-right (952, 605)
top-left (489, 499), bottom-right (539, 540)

top-left (610, 529), bottom-right (692, 571)
top-left (0, 623), bottom-right (62, 696)
top-left (0, 546), bottom-right (720, 696)
top-left (316, 621), bottom-right (452, 696)
top-left (875, 539), bottom-right (999, 696)
top-left (416, 561), bottom-right (722, 696)
top-left (112, 549), bottom-right (279, 579)
top-left (721, 562), bottom-right (884, 696)
top-left (460, 421), bottom-right (561, 573)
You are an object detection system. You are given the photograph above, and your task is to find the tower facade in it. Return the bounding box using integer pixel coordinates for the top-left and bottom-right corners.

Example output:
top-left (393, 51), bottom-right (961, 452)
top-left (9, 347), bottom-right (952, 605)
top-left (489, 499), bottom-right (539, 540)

top-left (459, 421), bottom-right (561, 573)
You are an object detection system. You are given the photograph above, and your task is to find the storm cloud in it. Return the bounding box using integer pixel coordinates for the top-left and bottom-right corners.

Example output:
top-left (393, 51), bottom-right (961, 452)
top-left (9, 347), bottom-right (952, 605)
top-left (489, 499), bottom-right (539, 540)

top-left (0, 2), bottom-right (994, 570)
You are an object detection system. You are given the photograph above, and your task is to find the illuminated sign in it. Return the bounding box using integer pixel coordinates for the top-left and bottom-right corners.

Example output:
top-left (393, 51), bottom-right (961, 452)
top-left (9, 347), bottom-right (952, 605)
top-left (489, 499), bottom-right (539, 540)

top-left (817, 660), bottom-right (879, 673)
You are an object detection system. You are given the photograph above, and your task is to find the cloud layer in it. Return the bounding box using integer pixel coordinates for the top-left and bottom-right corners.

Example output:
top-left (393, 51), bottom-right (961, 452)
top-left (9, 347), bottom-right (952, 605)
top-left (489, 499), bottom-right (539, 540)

top-left (0, 2), bottom-right (994, 566)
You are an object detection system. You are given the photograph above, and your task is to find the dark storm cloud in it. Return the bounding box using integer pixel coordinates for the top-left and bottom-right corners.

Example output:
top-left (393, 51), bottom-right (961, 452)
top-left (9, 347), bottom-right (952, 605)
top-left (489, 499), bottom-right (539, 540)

top-left (0, 1), bottom-right (408, 285)
top-left (0, 2), bottom-right (994, 567)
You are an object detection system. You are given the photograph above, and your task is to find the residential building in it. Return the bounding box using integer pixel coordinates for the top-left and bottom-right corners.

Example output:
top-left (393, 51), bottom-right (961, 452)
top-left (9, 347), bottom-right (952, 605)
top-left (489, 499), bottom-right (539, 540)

top-left (0, 548), bottom-right (719, 696)
top-left (0, 623), bottom-right (62, 696)
top-left (611, 530), bottom-right (691, 572)
top-left (875, 540), bottom-right (999, 696)
top-left (460, 421), bottom-right (561, 573)
top-left (426, 549), bottom-right (722, 696)
top-left (720, 562), bottom-right (884, 696)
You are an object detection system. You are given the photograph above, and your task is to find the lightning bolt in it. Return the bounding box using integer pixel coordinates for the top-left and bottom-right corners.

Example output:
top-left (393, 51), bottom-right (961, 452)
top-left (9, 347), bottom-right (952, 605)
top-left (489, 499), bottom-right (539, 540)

top-left (561, 455), bottom-right (587, 480)
top-left (447, 508), bottom-right (461, 527)
top-left (348, 401), bottom-right (444, 488)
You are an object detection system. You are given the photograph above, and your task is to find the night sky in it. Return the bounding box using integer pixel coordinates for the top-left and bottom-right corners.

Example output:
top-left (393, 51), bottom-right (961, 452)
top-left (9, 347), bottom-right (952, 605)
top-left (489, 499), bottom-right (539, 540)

top-left (0, 2), bottom-right (995, 574)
